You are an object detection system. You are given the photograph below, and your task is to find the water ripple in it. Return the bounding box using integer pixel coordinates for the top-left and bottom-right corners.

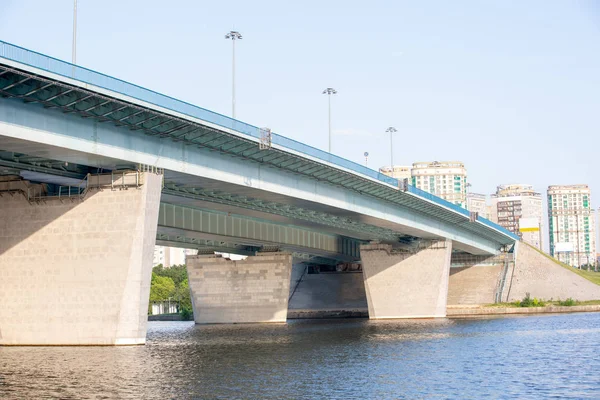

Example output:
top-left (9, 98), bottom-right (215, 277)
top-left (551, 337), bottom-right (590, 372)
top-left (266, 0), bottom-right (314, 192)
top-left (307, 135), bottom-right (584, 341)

top-left (1, 313), bottom-right (600, 399)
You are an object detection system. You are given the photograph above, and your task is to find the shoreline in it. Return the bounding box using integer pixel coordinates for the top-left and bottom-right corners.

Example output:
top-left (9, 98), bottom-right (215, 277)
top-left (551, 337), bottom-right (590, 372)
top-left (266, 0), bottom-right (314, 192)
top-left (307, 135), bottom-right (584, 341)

top-left (447, 304), bottom-right (600, 317)
top-left (288, 305), bottom-right (600, 319)
top-left (148, 305), bottom-right (600, 322)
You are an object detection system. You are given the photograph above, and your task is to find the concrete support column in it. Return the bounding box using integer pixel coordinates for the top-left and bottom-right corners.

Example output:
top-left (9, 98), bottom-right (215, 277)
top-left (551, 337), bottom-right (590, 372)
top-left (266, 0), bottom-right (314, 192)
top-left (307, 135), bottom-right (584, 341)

top-left (187, 252), bottom-right (292, 323)
top-left (0, 172), bottom-right (162, 345)
top-left (361, 240), bottom-right (452, 319)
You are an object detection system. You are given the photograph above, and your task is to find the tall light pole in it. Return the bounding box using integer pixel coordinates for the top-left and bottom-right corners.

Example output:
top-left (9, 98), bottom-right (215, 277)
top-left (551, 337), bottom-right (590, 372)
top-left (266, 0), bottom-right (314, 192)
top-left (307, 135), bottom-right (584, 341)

top-left (72, 0), bottom-right (77, 65)
top-left (322, 88), bottom-right (337, 153)
top-left (386, 127), bottom-right (397, 170)
top-left (225, 31), bottom-right (242, 119)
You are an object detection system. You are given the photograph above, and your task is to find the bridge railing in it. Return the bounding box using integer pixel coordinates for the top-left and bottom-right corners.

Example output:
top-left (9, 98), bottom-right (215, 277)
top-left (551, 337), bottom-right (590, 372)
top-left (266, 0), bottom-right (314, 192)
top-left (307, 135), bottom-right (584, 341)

top-left (406, 185), bottom-right (470, 217)
top-left (0, 40), bottom-right (519, 240)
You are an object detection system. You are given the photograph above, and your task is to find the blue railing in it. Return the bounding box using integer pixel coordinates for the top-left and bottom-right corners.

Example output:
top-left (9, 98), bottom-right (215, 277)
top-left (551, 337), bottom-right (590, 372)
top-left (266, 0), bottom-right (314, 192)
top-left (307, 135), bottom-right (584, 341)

top-left (0, 39), bottom-right (517, 240)
top-left (406, 185), bottom-right (470, 217)
top-left (477, 217), bottom-right (521, 240)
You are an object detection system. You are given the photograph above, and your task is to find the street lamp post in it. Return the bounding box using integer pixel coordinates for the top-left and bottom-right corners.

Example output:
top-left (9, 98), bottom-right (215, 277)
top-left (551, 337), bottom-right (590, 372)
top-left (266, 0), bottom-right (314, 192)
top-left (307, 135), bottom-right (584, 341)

top-left (225, 31), bottom-right (243, 119)
top-left (386, 127), bottom-right (397, 171)
top-left (322, 88), bottom-right (337, 153)
top-left (72, 0), bottom-right (77, 65)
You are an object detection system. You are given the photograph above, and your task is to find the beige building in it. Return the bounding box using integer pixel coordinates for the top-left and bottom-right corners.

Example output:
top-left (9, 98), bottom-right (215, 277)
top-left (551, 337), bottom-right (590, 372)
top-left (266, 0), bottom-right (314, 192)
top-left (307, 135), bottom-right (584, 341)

top-left (411, 161), bottom-right (467, 208)
top-left (548, 185), bottom-right (596, 267)
top-left (153, 246), bottom-right (196, 267)
top-left (490, 184), bottom-right (543, 250)
top-left (466, 193), bottom-right (490, 219)
top-left (379, 165), bottom-right (412, 181)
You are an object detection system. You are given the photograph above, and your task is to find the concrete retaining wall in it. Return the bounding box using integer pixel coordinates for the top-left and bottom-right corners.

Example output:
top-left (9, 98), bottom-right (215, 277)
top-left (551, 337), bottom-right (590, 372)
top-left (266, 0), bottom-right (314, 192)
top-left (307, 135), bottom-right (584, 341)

top-left (288, 272), bottom-right (367, 311)
top-left (187, 252), bottom-right (292, 323)
top-left (447, 265), bottom-right (503, 305)
top-left (506, 243), bottom-right (600, 302)
top-left (447, 304), bottom-right (600, 317)
top-left (289, 264), bottom-right (306, 299)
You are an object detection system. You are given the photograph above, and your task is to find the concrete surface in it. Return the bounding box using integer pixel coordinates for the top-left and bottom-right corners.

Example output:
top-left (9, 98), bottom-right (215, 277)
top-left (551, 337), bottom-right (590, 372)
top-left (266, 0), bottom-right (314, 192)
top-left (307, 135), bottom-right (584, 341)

top-left (447, 304), bottom-right (600, 317)
top-left (447, 265), bottom-right (503, 305)
top-left (287, 309), bottom-right (368, 319)
top-left (0, 172), bottom-right (161, 345)
top-left (506, 243), bottom-right (600, 302)
top-left (361, 240), bottom-right (452, 319)
top-left (187, 252), bottom-right (292, 323)
top-left (288, 272), bottom-right (368, 311)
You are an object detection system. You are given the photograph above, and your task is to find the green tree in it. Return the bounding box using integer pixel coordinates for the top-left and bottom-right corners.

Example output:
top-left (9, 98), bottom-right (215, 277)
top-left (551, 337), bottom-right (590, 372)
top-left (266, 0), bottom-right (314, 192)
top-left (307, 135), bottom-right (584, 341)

top-left (152, 264), bottom-right (188, 286)
top-left (175, 278), bottom-right (192, 310)
top-left (149, 273), bottom-right (176, 302)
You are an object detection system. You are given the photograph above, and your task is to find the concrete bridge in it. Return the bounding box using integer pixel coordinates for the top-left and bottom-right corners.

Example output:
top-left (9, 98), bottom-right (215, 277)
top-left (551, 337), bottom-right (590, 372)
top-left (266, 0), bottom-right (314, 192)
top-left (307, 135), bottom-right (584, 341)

top-left (0, 40), bottom-right (519, 345)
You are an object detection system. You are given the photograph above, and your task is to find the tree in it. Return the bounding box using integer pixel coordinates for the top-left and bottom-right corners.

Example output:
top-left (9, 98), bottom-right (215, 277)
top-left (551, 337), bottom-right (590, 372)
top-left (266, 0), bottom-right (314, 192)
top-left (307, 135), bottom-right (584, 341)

top-left (152, 264), bottom-right (187, 286)
top-left (175, 278), bottom-right (192, 310)
top-left (149, 273), bottom-right (176, 302)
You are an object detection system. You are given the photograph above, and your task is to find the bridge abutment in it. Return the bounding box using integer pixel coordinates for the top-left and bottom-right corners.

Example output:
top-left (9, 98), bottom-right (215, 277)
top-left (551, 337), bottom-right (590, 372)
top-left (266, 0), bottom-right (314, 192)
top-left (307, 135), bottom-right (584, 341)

top-left (361, 240), bottom-right (452, 319)
top-left (0, 172), bottom-right (162, 345)
top-left (187, 252), bottom-right (292, 323)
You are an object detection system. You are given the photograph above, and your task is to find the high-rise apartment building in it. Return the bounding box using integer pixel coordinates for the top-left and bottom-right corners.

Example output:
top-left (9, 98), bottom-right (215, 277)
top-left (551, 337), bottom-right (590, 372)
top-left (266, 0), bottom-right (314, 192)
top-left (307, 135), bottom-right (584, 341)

top-left (466, 193), bottom-right (489, 219)
top-left (153, 246), bottom-right (196, 267)
top-left (379, 165), bottom-right (412, 181)
top-left (548, 185), bottom-right (596, 267)
top-left (490, 184), bottom-right (543, 250)
top-left (411, 161), bottom-right (467, 208)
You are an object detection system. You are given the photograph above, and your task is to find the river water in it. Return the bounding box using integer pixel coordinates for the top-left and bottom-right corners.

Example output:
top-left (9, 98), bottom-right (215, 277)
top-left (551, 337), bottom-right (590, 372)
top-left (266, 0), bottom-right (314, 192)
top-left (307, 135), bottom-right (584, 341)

top-left (1, 313), bottom-right (600, 399)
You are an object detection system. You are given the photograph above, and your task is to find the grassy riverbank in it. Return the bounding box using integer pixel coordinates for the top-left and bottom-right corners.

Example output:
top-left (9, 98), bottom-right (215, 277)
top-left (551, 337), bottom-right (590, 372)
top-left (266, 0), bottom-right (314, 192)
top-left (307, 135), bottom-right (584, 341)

top-left (486, 297), bottom-right (600, 308)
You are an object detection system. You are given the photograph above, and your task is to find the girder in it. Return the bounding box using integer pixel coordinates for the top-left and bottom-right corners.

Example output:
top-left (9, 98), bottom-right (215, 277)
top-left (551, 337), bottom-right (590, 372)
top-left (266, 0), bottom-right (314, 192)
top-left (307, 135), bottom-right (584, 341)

top-left (158, 202), bottom-right (362, 262)
top-left (162, 185), bottom-right (404, 242)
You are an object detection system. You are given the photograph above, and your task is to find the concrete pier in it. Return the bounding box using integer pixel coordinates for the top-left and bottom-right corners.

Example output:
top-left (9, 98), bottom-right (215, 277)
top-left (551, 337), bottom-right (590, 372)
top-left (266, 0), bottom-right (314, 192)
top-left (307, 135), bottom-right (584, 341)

top-left (0, 172), bottom-right (162, 345)
top-left (187, 252), bottom-right (292, 324)
top-left (361, 240), bottom-right (452, 319)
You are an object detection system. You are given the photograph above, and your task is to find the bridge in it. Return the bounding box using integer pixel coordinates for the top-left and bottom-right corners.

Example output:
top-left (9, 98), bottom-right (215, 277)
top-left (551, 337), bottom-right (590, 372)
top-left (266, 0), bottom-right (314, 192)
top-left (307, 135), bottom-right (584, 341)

top-left (0, 40), bottom-right (518, 345)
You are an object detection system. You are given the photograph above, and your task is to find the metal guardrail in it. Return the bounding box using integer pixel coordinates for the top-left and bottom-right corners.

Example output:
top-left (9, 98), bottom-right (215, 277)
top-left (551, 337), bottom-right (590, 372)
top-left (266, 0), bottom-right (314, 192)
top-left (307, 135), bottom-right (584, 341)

top-left (0, 40), bottom-right (520, 241)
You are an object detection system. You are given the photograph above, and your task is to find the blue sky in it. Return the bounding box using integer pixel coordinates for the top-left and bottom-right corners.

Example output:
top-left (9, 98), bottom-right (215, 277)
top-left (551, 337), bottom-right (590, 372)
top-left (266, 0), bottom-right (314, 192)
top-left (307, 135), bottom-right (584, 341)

top-left (1, 0), bottom-right (599, 205)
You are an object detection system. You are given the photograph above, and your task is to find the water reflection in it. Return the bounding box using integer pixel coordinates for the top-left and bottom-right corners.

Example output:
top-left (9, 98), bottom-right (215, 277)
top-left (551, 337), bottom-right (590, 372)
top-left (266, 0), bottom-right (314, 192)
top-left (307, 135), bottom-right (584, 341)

top-left (1, 313), bottom-right (600, 399)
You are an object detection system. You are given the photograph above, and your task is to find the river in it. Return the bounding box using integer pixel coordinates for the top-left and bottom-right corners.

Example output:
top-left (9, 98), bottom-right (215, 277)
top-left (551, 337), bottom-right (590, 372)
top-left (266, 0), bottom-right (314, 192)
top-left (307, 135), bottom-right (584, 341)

top-left (1, 313), bottom-right (600, 399)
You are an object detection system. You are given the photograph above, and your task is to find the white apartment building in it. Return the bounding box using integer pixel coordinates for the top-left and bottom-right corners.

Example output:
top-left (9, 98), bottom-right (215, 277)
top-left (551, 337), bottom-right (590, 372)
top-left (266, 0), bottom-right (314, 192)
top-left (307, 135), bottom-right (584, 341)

top-left (466, 193), bottom-right (489, 219)
top-left (548, 185), bottom-right (596, 267)
top-left (411, 161), bottom-right (467, 208)
top-left (153, 246), bottom-right (196, 267)
top-left (379, 165), bottom-right (412, 181)
top-left (490, 184), bottom-right (543, 250)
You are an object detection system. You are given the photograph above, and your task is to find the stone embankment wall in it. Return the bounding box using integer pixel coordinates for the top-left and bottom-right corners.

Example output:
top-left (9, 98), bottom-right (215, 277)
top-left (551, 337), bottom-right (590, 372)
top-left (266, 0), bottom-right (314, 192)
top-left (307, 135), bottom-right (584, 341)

top-left (506, 243), bottom-right (600, 302)
top-left (447, 265), bottom-right (503, 305)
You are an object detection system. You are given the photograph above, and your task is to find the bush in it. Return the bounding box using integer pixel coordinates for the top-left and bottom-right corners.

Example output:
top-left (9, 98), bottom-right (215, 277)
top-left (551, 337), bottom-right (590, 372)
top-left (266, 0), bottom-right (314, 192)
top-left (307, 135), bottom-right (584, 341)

top-left (518, 293), bottom-right (545, 307)
top-left (180, 306), bottom-right (193, 321)
top-left (558, 298), bottom-right (576, 306)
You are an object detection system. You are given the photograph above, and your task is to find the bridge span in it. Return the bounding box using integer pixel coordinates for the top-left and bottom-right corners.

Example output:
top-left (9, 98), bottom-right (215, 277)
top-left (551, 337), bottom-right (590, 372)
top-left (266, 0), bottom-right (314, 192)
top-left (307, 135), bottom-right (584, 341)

top-left (0, 40), bottom-right (518, 345)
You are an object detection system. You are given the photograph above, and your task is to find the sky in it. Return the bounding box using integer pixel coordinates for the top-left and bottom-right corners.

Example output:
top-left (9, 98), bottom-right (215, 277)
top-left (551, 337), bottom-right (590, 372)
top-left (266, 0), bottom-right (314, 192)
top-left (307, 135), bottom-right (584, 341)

top-left (1, 1), bottom-right (599, 205)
